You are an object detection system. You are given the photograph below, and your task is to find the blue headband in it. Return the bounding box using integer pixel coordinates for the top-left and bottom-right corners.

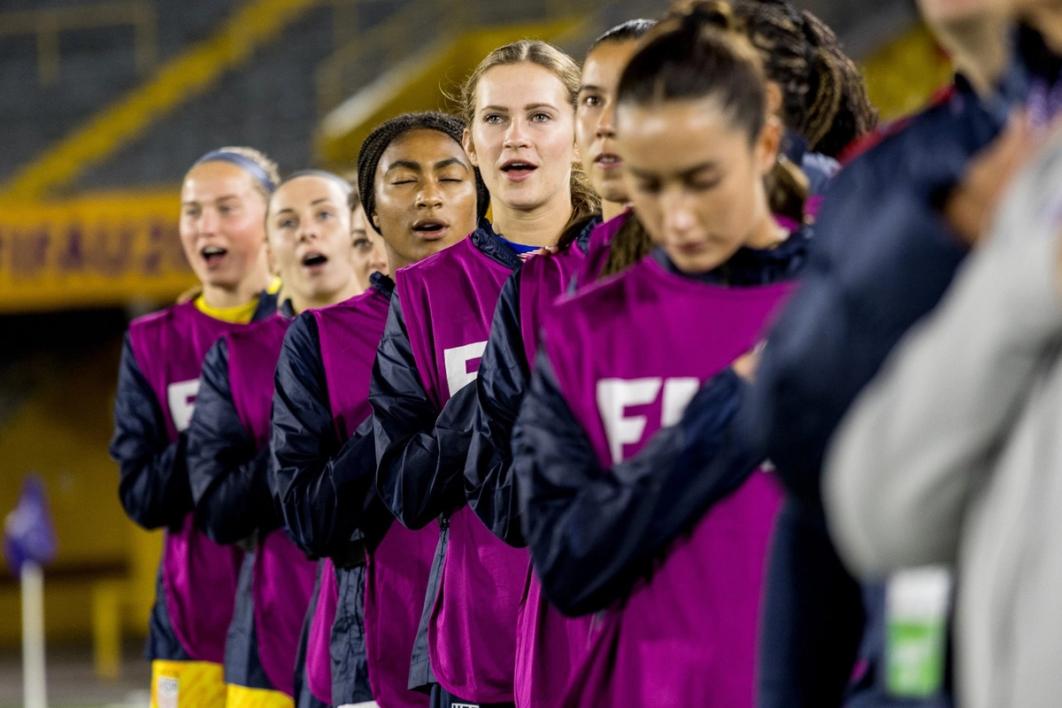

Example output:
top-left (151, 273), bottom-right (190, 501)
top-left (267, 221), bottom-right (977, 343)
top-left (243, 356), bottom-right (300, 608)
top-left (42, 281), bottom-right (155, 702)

top-left (194, 149), bottom-right (277, 193)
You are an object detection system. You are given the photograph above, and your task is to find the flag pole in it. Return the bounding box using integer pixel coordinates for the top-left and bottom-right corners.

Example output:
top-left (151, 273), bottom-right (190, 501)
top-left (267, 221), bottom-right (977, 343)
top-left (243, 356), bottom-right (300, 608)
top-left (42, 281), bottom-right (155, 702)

top-left (21, 559), bottom-right (47, 708)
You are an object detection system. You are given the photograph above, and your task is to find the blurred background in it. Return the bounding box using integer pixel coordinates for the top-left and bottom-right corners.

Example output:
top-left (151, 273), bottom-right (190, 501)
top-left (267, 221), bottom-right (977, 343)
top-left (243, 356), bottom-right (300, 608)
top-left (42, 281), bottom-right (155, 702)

top-left (0, 0), bottom-right (950, 704)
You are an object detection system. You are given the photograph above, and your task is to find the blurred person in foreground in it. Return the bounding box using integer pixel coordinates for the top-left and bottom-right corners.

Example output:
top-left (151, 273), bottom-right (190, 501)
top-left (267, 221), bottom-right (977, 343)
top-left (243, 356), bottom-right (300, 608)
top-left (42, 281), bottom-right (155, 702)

top-left (825, 121), bottom-right (1062, 708)
top-left (743, 0), bottom-right (1062, 706)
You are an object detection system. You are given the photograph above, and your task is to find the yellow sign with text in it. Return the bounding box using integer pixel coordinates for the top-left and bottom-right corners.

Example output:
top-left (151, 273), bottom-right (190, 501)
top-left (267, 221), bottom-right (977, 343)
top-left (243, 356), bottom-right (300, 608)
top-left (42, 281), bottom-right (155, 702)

top-left (0, 190), bottom-right (195, 313)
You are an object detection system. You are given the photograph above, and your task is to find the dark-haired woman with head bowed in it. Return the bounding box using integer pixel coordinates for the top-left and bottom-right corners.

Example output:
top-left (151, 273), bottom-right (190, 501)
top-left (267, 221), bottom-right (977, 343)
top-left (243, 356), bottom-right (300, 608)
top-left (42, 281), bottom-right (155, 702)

top-left (110, 147), bottom-right (280, 706)
top-left (370, 41), bottom-right (599, 708)
top-left (668, 0), bottom-right (877, 204)
top-left (186, 170), bottom-right (367, 707)
top-left (513, 4), bottom-right (810, 705)
top-left (460, 19), bottom-right (656, 708)
top-left (270, 113), bottom-right (485, 708)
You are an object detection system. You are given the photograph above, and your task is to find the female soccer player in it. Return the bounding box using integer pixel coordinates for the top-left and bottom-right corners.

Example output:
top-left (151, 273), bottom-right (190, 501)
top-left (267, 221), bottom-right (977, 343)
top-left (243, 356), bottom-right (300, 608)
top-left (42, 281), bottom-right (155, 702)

top-left (272, 113), bottom-right (486, 708)
top-left (370, 41), bottom-right (597, 708)
top-left (110, 147), bottom-right (279, 707)
top-left (515, 4), bottom-right (810, 705)
top-left (462, 20), bottom-right (655, 707)
top-left (186, 170), bottom-right (367, 706)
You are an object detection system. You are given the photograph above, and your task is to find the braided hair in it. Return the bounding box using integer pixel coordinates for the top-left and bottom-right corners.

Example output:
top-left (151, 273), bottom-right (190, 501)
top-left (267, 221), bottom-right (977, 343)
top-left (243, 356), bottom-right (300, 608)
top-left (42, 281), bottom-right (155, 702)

top-left (355, 111), bottom-right (489, 234)
top-left (729, 0), bottom-right (877, 157)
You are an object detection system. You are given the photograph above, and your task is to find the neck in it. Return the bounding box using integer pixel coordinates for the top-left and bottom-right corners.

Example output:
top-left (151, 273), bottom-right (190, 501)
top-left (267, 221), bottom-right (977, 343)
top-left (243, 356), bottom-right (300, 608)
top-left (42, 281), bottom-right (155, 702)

top-left (200, 271), bottom-right (270, 310)
top-left (491, 193), bottom-right (574, 248)
top-left (289, 279), bottom-right (364, 315)
top-left (746, 214), bottom-right (788, 251)
top-left (1028, 7), bottom-right (1062, 55)
top-left (385, 244), bottom-right (413, 271)
top-left (601, 199), bottom-right (627, 222)
top-left (946, 14), bottom-right (1010, 96)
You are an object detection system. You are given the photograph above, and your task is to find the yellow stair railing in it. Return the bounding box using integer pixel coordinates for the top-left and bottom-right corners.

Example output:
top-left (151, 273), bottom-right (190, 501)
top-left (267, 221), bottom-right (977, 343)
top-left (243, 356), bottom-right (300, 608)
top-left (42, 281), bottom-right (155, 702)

top-left (0, 0), bottom-right (323, 202)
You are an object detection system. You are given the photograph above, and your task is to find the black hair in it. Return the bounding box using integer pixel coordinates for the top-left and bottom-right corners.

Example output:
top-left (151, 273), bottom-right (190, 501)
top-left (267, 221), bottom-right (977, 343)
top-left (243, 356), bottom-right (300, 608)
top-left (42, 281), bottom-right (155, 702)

top-left (619, 2), bottom-right (768, 144)
top-left (588, 19), bottom-right (657, 52)
top-left (618, 0), bottom-right (808, 223)
top-left (355, 111), bottom-right (489, 234)
top-left (728, 0), bottom-right (878, 157)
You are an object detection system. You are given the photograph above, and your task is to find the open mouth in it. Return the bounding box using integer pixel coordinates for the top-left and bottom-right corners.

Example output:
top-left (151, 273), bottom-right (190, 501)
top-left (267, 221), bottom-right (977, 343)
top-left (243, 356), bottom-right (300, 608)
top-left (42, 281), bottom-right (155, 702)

top-left (301, 251), bottom-right (329, 268)
top-left (411, 218), bottom-right (449, 239)
top-left (200, 245), bottom-right (228, 265)
top-left (594, 153), bottom-right (622, 169)
top-left (500, 160), bottom-right (538, 180)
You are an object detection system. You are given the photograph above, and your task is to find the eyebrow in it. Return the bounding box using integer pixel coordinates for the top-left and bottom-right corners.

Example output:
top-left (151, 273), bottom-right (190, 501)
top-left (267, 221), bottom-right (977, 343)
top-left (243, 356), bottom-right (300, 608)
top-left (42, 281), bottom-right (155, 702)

top-left (385, 160), bottom-right (423, 173)
top-left (386, 158), bottom-right (467, 173)
top-left (481, 102), bottom-right (560, 113)
top-left (627, 162), bottom-right (720, 179)
top-left (182, 193), bottom-right (239, 207)
top-left (578, 84), bottom-right (603, 93)
top-left (433, 157), bottom-right (467, 171)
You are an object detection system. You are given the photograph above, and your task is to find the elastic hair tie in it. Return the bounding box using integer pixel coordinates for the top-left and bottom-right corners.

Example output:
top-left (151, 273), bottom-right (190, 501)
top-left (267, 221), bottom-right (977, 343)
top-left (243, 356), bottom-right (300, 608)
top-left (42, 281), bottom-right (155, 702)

top-left (194, 149), bottom-right (277, 194)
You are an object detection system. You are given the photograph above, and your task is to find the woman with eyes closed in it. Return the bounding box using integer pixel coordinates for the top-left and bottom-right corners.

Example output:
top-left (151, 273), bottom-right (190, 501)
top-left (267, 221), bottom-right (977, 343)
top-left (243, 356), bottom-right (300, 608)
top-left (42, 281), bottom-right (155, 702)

top-left (370, 41), bottom-right (598, 708)
top-left (109, 147), bottom-right (280, 707)
top-left (186, 170), bottom-right (366, 708)
top-left (461, 19), bottom-right (656, 708)
top-left (513, 3), bottom-right (813, 705)
top-left (273, 113), bottom-right (487, 708)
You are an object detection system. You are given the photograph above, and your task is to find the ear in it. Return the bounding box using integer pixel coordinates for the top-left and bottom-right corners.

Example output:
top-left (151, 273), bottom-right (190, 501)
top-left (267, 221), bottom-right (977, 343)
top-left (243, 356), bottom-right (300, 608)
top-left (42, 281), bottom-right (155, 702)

top-left (463, 128), bottom-right (479, 167)
top-left (756, 114), bottom-right (783, 177)
top-left (370, 210), bottom-right (381, 233)
top-left (263, 238), bottom-right (279, 276)
top-left (764, 81), bottom-right (784, 120)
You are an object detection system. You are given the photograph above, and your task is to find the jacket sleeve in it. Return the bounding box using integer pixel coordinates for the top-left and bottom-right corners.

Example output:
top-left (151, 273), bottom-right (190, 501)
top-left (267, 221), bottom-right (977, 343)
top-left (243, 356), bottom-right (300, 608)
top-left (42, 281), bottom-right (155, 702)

top-left (465, 272), bottom-right (529, 546)
top-left (186, 338), bottom-right (275, 545)
top-left (825, 187), bottom-right (1062, 577)
top-left (371, 296), bottom-right (478, 530)
top-left (270, 315), bottom-right (380, 558)
top-left (514, 351), bottom-right (761, 616)
top-left (747, 176), bottom-right (968, 507)
top-left (110, 334), bottom-right (193, 530)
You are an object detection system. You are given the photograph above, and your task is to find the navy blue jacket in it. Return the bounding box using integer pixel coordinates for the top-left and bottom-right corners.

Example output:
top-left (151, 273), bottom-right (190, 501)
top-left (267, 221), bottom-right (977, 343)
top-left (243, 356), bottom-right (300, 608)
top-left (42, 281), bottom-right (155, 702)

top-left (110, 295), bottom-right (277, 533)
top-left (464, 219), bottom-right (598, 547)
top-left (270, 275), bottom-right (395, 560)
top-left (187, 301), bottom-right (294, 546)
top-left (370, 225), bottom-right (528, 531)
top-left (515, 239), bottom-right (808, 617)
top-left (749, 25), bottom-right (1057, 708)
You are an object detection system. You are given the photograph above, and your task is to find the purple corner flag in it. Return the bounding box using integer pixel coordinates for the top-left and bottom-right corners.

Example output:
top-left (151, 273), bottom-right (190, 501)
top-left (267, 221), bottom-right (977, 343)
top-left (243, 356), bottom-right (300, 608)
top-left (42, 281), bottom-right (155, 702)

top-left (4, 477), bottom-right (57, 574)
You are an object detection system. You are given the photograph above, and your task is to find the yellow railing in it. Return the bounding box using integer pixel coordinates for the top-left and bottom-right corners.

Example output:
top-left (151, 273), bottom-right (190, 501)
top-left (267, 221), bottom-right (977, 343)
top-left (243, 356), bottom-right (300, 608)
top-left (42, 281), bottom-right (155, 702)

top-left (0, 0), bottom-right (323, 202)
top-left (0, 0), bottom-right (157, 86)
top-left (315, 0), bottom-right (597, 117)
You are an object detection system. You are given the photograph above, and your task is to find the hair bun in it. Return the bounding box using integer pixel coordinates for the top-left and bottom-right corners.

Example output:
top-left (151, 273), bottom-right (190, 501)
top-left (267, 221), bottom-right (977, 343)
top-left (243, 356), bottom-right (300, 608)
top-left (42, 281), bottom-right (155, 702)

top-left (668, 0), bottom-right (740, 34)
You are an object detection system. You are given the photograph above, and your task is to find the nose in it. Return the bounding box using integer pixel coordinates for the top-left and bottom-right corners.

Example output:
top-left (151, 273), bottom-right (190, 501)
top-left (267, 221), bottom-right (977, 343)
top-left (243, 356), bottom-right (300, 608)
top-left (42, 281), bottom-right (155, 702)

top-left (595, 102), bottom-right (616, 140)
top-left (503, 117), bottom-right (530, 149)
top-left (197, 207), bottom-right (219, 235)
top-left (661, 190), bottom-right (697, 239)
top-left (297, 221), bottom-right (318, 242)
top-left (370, 243), bottom-right (388, 272)
top-left (416, 178), bottom-right (444, 209)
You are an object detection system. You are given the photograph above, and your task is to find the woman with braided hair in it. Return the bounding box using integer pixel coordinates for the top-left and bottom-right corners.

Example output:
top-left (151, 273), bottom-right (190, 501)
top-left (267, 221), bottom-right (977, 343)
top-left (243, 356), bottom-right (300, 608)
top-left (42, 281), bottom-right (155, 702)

top-left (271, 112), bottom-right (486, 708)
top-left (370, 41), bottom-right (599, 708)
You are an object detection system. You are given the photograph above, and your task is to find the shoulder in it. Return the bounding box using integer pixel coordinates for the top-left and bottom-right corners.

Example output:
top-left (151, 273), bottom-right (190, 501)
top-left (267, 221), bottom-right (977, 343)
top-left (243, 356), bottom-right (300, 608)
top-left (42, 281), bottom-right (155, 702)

top-left (128, 301), bottom-right (190, 336)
